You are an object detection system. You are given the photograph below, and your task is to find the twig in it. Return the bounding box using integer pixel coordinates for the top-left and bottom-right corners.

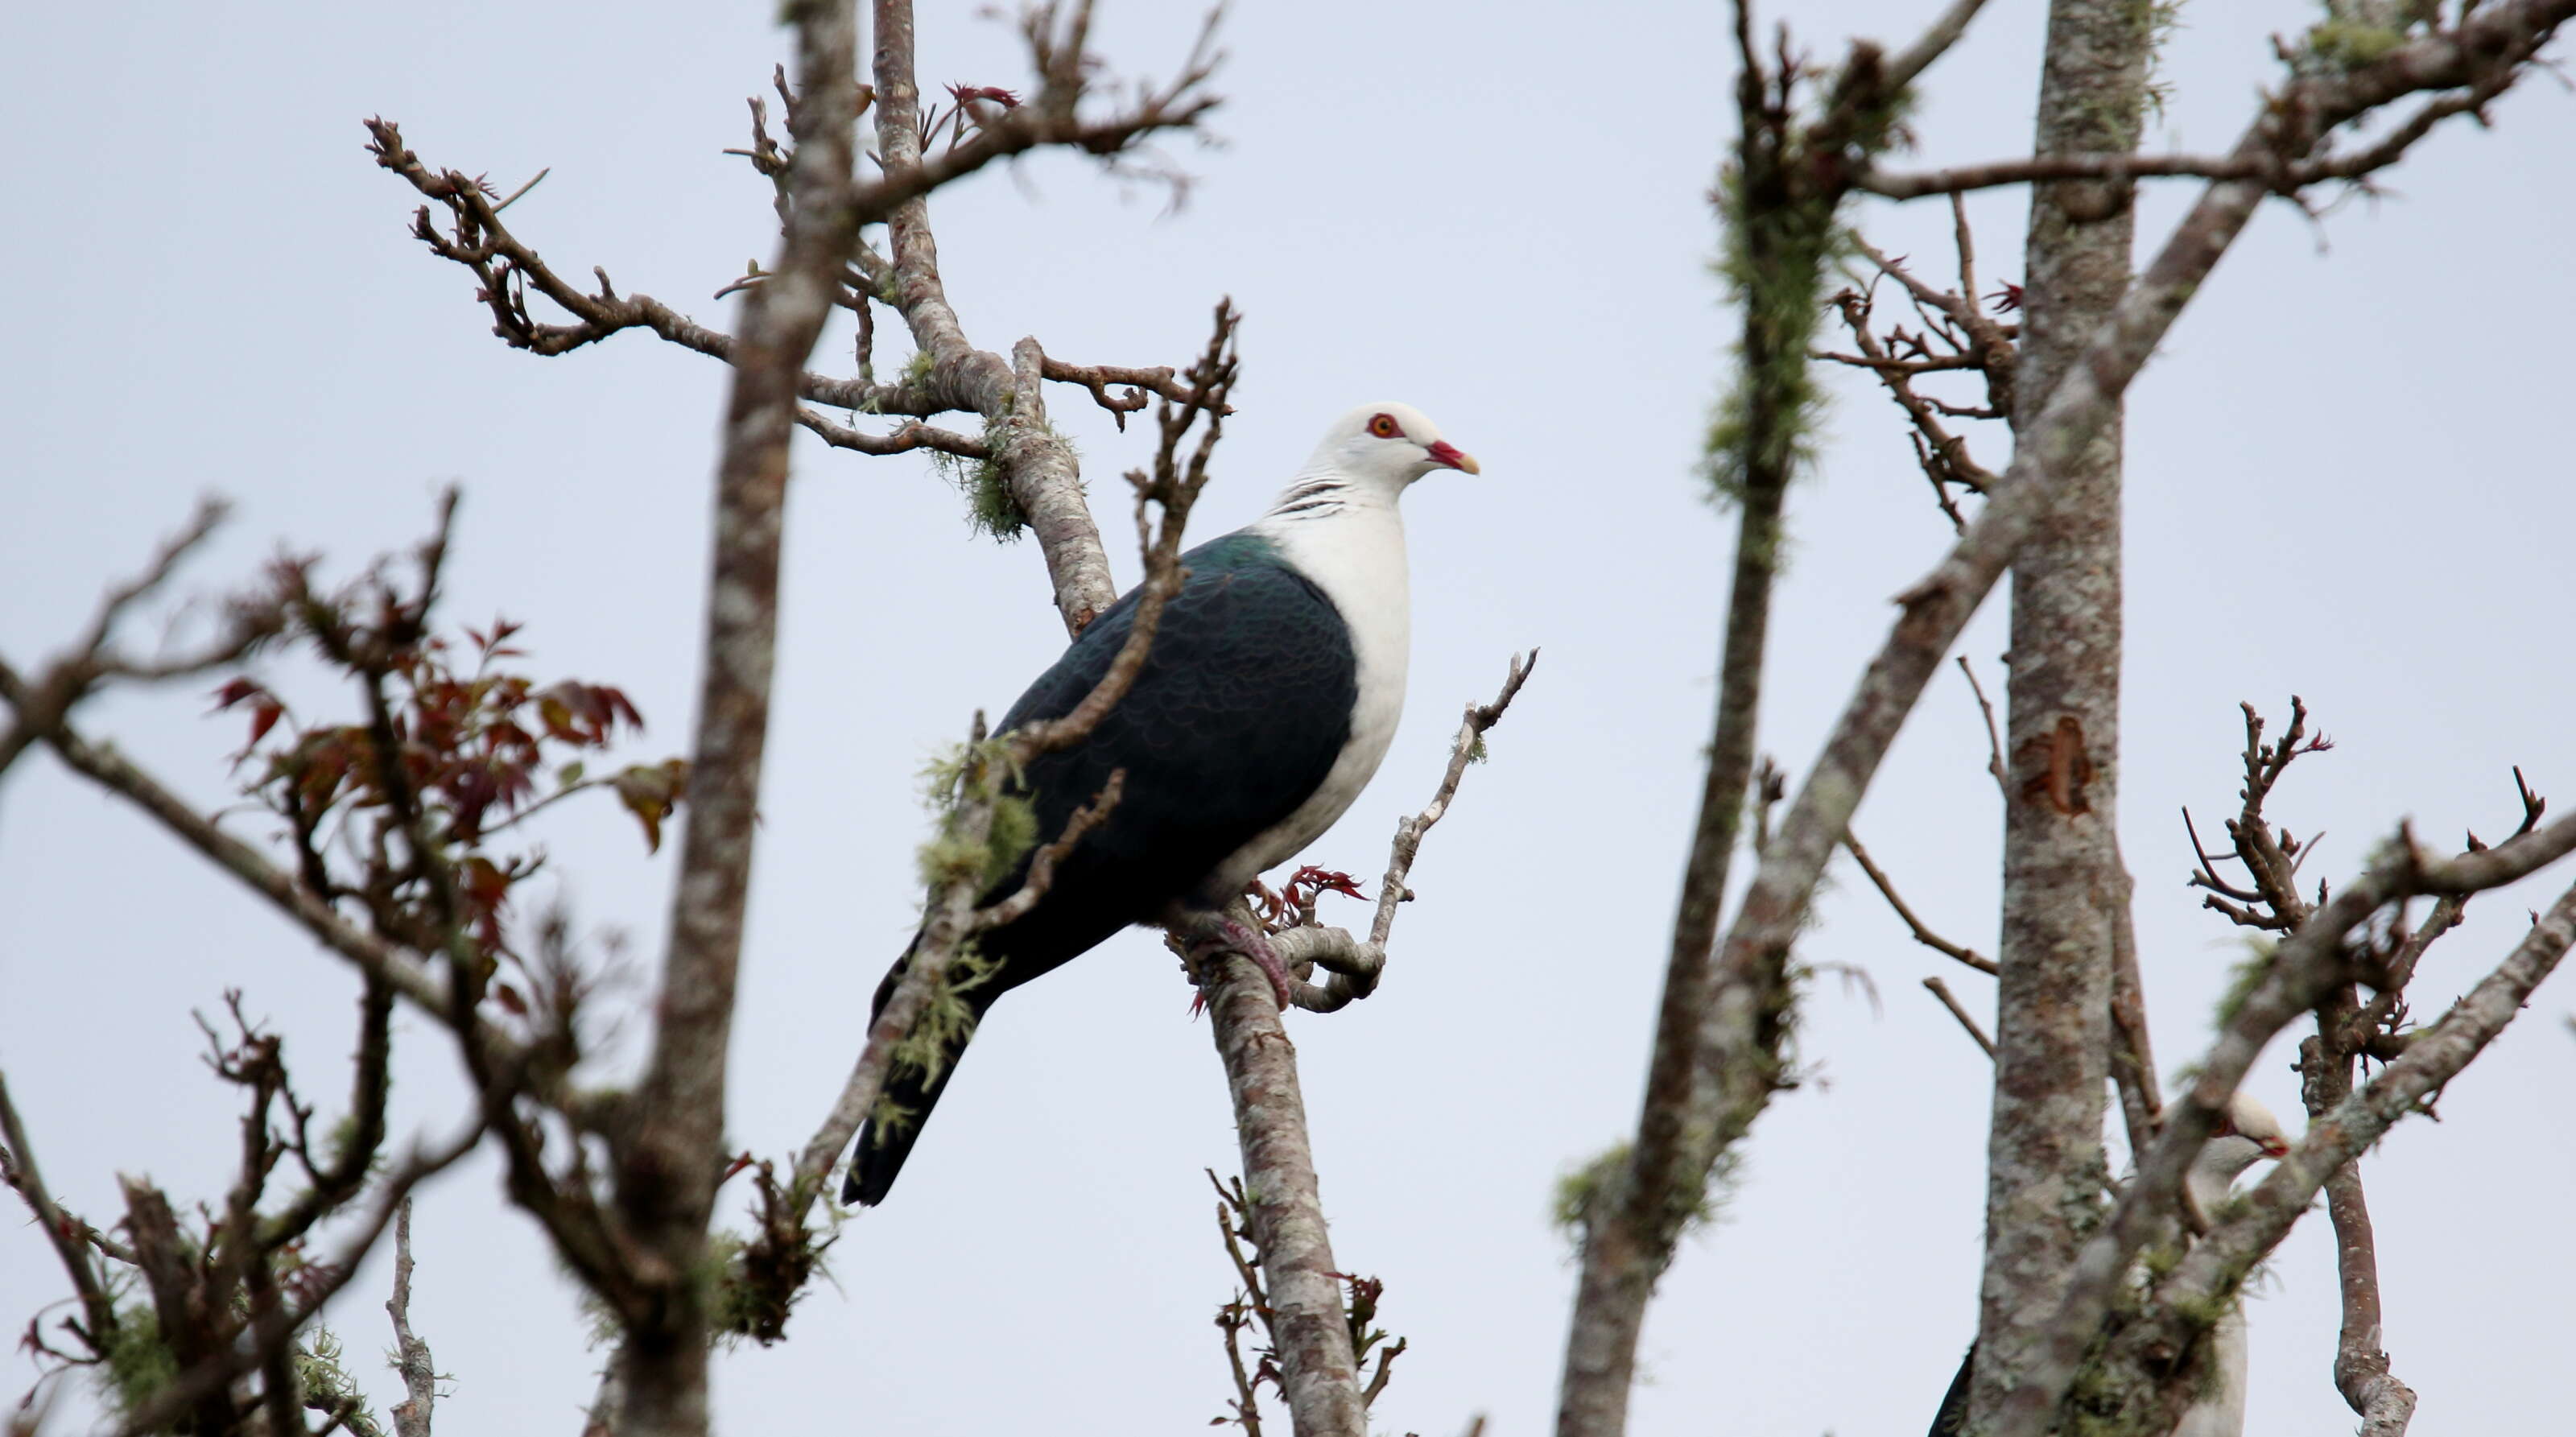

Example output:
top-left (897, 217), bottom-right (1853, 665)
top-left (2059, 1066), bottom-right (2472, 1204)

top-left (1844, 830), bottom-right (1997, 974)
top-left (1957, 656), bottom-right (2007, 799)
top-left (1860, 69), bottom-right (2530, 200)
top-left (1208, 1171), bottom-right (1275, 1435)
top-left (1922, 977), bottom-right (1997, 1058)
top-left (1278, 651), bottom-right (1539, 1014)
top-left (792, 410), bottom-right (989, 457)
top-left (6, 682), bottom-right (458, 1019)
top-left (1040, 353), bottom-right (1232, 427)
top-left (386, 1200), bottom-right (437, 1437)
top-left (2103, 839), bottom-right (2163, 1164)
top-left (0, 1071), bottom-right (115, 1352)
top-left (1884, 0), bottom-right (1996, 90)
top-left (0, 498), bottom-right (275, 780)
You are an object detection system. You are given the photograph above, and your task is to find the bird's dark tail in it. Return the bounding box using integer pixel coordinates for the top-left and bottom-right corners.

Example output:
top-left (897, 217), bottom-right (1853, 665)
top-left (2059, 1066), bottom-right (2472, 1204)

top-left (1928, 1340), bottom-right (1975, 1437)
top-left (841, 939), bottom-right (1000, 1207)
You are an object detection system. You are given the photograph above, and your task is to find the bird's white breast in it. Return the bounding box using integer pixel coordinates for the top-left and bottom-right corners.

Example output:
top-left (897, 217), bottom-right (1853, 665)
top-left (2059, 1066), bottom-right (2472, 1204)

top-left (1207, 498), bottom-right (1410, 893)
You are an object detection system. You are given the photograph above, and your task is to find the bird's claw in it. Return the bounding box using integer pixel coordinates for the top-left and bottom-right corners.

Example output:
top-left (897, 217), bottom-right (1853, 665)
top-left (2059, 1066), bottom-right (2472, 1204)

top-left (1185, 917), bottom-right (1296, 1012)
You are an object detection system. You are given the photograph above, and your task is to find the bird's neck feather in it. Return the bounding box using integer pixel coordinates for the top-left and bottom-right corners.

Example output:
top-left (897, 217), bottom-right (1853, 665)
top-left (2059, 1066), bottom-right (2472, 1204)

top-left (2184, 1145), bottom-right (2260, 1212)
top-left (1251, 477), bottom-right (1409, 621)
top-left (1249, 478), bottom-right (1410, 731)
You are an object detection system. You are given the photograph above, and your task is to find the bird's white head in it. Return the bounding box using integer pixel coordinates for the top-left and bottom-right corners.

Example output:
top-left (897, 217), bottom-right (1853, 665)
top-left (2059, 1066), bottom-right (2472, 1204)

top-left (1304, 402), bottom-right (1480, 496)
top-left (2198, 1091), bottom-right (2294, 1191)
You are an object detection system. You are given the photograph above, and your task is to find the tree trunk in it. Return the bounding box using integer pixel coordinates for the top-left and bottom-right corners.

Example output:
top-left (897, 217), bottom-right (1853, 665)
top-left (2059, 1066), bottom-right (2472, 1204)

top-left (1968, 0), bottom-right (2153, 1425)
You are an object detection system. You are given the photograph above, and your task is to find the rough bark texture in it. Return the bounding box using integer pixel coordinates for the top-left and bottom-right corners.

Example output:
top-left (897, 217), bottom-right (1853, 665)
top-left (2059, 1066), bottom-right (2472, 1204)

top-left (2304, 1022), bottom-right (2418, 1436)
top-left (869, 6), bottom-right (1117, 634)
top-left (1203, 941), bottom-right (1366, 1437)
top-left (386, 1200), bottom-right (438, 1437)
top-left (615, 3), bottom-right (861, 1434)
top-left (1968, 1), bottom-right (2154, 1426)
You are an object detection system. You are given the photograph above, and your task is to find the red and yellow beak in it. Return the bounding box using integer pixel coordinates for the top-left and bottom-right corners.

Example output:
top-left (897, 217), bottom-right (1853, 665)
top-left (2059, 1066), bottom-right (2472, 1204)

top-left (1426, 440), bottom-right (1480, 474)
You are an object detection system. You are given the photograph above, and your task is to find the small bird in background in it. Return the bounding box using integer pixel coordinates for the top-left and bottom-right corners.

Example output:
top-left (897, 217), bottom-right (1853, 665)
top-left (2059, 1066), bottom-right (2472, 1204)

top-left (844, 402), bottom-right (1479, 1207)
top-left (1926, 1091), bottom-right (2295, 1437)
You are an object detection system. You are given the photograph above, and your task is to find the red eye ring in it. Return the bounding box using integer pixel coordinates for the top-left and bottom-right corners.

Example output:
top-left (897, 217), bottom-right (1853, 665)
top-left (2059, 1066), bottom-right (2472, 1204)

top-left (1368, 413), bottom-right (1402, 439)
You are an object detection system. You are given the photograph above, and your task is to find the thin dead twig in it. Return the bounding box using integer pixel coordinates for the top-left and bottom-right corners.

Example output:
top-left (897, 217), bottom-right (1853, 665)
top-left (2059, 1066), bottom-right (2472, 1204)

top-left (1208, 1171), bottom-right (1277, 1435)
top-left (0, 498), bottom-right (283, 779)
top-left (1040, 353), bottom-right (1232, 428)
top-left (1279, 650), bottom-right (1540, 1014)
top-left (0, 1072), bottom-right (116, 1353)
top-left (1922, 976), bottom-right (1996, 1058)
top-left (794, 410), bottom-right (989, 457)
top-left (1843, 830), bottom-right (1997, 974)
top-left (1957, 656), bottom-right (2008, 800)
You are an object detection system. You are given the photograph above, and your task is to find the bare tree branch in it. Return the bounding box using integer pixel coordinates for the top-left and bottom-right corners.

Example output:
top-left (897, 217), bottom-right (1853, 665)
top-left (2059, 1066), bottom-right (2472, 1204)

top-left (108, 1121), bottom-right (485, 1437)
top-left (0, 498), bottom-right (281, 780)
top-left (868, 0), bottom-right (1222, 634)
top-left (1565, 9), bottom-right (2576, 1433)
top-left (0, 673), bottom-right (456, 1018)
top-left (792, 410), bottom-right (989, 457)
top-left (2103, 840), bottom-right (2163, 1165)
top-left (0, 1071), bottom-right (116, 1354)
top-left (1885, 0), bottom-right (1998, 91)
top-left (607, 4), bottom-right (865, 1431)
top-left (386, 1200), bottom-right (438, 1437)
top-left (1860, 64), bottom-right (2532, 200)
top-left (1272, 650), bottom-right (1539, 1014)
top-left (2302, 1026), bottom-right (2417, 1437)
top-left (1555, 19), bottom-right (1927, 1427)
top-left (1923, 976), bottom-right (1998, 1057)
top-left (1196, 922), bottom-right (1366, 1437)
top-left (2079, 877), bottom-right (2576, 1437)
top-left (1845, 830), bottom-right (1998, 974)
top-left (1989, 811), bottom-right (2576, 1437)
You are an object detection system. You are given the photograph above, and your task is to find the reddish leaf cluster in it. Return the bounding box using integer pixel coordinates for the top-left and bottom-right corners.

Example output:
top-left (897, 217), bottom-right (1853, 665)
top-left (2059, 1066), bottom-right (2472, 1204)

top-left (216, 603), bottom-right (683, 965)
top-left (1246, 865), bottom-right (1368, 935)
top-left (944, 82), bottom-right (1021, 109)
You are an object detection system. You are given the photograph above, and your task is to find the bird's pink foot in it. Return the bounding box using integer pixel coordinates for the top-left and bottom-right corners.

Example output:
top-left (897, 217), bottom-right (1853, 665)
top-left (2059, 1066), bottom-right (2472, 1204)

top-left (1183, 916), bottom-right (1295, 1011)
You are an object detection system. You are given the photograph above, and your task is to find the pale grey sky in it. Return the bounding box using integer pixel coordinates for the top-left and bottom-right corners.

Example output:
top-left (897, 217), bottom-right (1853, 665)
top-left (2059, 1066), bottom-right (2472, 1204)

top-left (3, 2), bottom-right (2570, 1435)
